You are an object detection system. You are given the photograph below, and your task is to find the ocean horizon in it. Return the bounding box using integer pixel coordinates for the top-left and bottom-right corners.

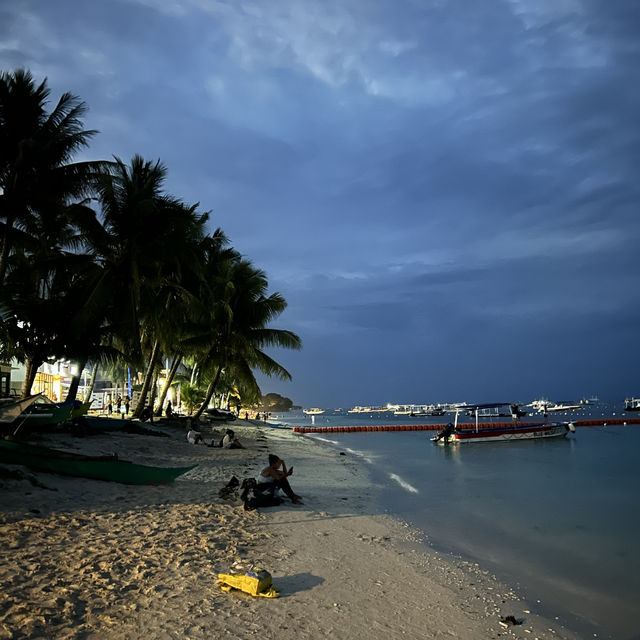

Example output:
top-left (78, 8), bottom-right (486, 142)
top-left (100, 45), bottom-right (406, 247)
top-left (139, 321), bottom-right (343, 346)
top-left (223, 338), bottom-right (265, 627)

top-left (269, 402), bottom-right (640, 640)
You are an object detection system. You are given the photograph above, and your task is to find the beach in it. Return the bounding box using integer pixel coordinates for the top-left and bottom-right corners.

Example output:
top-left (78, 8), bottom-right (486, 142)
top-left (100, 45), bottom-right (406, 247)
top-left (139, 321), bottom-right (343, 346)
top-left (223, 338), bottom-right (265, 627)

top-left (0, 419), bottom-right (582, 640)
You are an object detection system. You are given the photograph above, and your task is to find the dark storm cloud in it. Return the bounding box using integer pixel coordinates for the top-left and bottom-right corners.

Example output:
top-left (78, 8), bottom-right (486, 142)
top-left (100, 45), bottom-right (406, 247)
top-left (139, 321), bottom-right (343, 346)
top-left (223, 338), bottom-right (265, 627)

top-left (3, 0), bottom-right (639, 405)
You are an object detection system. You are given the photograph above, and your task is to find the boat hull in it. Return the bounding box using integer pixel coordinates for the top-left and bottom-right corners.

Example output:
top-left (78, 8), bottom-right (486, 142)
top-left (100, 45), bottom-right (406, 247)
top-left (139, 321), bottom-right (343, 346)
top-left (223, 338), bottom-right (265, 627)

top-left (434, 422), bottom-right (571, 444)
top-left (19, 404), bottom-right (73, 428)
top-left (0, 440), bottom-right (196, 485)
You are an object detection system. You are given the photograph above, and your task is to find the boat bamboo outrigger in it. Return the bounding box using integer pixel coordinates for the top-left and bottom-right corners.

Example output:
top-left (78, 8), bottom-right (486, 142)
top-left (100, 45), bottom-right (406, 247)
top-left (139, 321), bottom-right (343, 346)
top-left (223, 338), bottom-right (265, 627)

top-left (432, 402), bottom-right (575, 444)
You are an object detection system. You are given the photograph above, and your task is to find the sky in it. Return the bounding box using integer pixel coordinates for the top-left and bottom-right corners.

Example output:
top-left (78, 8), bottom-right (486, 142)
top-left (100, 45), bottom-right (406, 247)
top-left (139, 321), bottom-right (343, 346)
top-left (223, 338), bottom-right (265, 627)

top-left (2, 0), bottom-right (639, 407)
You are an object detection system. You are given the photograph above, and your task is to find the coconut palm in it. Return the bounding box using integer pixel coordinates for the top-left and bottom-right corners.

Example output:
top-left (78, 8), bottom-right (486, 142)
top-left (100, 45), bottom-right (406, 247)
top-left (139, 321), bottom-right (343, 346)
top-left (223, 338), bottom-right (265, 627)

top-left (191, 254), bottom-right (301, 419)
top-left (86, 155), bottom-right (209, 415)
top-left (0, 68), bottom-right (108, 286)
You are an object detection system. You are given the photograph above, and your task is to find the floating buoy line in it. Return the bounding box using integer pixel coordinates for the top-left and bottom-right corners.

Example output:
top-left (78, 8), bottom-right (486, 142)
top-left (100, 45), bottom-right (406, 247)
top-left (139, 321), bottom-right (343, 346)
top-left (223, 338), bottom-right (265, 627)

top-left (292, 417), bottom-right (640, 434)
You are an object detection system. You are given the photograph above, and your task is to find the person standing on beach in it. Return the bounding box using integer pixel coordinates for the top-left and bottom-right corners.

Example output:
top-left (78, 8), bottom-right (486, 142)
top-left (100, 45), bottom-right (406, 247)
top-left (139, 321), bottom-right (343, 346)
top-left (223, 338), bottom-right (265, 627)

top-left (257, 454), bottom-right (302, 504)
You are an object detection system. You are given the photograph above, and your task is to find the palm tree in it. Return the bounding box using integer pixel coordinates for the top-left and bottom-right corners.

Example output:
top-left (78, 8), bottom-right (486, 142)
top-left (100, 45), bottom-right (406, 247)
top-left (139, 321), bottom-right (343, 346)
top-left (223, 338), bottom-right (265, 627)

top-left (0, 191), bottom-right (108, 397)
top-left (191, 254), bottom-right (301, 419)
top-left (0, 69), bottom-right (108, 286)
top-left (87, 155), bottom-right (209, 416)
top-left (0, 69), bottom-right (113, 397)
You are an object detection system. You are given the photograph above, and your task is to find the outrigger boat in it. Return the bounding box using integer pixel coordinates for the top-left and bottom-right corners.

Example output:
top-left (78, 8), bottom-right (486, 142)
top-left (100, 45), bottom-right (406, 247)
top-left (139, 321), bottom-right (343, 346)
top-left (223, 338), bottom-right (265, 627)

top-left (432, 402), bottom-right (575, 444)
top-left (0, 439), bottom-right (196, 485)
top-left (0, 395), bottom-right (42, 424)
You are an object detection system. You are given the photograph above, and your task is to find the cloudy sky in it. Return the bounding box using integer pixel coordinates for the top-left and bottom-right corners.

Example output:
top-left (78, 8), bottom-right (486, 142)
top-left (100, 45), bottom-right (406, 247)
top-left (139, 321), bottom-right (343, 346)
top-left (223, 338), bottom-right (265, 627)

top-left (2, 0), bottom-right (639, 407)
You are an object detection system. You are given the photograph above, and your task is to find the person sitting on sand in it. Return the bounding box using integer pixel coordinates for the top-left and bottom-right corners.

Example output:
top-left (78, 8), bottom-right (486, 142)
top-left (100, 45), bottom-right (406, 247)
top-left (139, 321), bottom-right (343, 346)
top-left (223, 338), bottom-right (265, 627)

top-left (221, 429), bottom-right (244, 449)
top-left (186, 428), bottom-right (202, 444)
top-left (257, 454), bottom-right (303, 504)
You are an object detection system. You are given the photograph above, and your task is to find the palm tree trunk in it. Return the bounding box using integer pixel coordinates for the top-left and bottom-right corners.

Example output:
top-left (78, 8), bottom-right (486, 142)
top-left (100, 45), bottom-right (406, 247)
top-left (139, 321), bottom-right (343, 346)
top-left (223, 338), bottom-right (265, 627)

top-left (154, 354), bottom-right (182, 416)
top-left (148, 368), bottom-right (159, 422)
top-left (86, 361), bottom-right (99, 401)
top-left (0, 214), bottom-right (15, 287)
top-left (193, 366), bottom-right (223, 419)
top-left (65, 358), bottom-right (88, 403)
top-left (133, 339), bottom-right (160, 418)
top-left (21, 356), bottom-right (41, 399)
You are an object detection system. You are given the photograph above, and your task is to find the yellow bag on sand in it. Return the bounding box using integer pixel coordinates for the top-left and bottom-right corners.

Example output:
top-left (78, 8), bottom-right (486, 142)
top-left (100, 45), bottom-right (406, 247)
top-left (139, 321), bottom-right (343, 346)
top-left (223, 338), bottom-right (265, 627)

top-left (218, 568), bottom-right (280, 598)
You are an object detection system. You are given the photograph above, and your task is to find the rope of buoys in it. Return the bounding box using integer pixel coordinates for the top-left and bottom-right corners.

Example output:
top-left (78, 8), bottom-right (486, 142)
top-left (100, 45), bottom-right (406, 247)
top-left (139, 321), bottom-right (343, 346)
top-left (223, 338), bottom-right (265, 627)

top-left (291, 417), bottom-right (640, 434)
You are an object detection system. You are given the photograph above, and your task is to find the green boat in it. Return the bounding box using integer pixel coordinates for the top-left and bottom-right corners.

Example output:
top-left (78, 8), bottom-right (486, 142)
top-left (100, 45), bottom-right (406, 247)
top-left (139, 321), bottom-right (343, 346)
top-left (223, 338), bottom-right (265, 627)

top-left (21, 401), bottom-right (73, 428)
top-left (0, 439), bottom-right (196, 485)
top-left (69, 401), bottom-right (92, 419)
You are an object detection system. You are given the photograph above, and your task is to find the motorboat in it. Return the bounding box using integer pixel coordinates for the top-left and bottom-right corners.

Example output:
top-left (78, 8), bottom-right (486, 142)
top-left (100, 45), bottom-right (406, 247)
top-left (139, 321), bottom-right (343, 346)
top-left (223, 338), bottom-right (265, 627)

top-left (432, 402), bottom-right (574, 444)
top-left (303, 408), bottom-right (325, 415)
top-left (624, 398), bottom-right (640, 412)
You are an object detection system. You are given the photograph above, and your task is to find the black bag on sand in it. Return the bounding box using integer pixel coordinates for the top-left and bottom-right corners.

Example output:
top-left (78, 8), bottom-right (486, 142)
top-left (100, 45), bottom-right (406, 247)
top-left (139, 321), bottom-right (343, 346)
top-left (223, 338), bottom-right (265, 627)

top-left (219, 476), bottom-right (240, 500)
top-left (240, 478), bottom-right (284, 511)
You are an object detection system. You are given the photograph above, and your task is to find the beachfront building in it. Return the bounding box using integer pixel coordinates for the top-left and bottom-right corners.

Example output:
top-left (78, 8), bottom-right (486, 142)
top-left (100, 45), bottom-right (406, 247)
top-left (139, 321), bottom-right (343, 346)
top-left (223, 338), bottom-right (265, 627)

top-left (2, 358), bottom-right (141, 413)
top-left (5, 359), bottom-right (76, 401)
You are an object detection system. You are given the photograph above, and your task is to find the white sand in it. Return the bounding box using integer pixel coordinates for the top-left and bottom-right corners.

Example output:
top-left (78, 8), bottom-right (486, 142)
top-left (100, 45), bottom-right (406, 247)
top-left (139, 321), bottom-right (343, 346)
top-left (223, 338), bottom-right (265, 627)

top-left (0, 419), bottom-right (581, 639)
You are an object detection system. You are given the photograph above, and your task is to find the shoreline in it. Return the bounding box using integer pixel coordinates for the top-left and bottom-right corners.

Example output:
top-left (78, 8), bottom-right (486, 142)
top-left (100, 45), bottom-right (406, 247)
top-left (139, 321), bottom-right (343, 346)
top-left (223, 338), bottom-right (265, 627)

top-left (0, 419), bottom-right (583, 639)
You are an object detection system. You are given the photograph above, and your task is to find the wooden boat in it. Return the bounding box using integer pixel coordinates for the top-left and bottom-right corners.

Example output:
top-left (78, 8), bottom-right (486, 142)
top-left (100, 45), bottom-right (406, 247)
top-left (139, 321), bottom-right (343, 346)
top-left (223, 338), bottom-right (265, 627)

top-left (16, 395), bottom-right (73, 429)
top-left (0, 439), bottom-right (196, 485)
top-left (68, 400), bottom-right (92, 419)
top-left (432, 402), bottom-right (575, 444)
top-left (0, 396), bottom-right (41, 424)
top-left (83, 415), bottom-right (129, 431)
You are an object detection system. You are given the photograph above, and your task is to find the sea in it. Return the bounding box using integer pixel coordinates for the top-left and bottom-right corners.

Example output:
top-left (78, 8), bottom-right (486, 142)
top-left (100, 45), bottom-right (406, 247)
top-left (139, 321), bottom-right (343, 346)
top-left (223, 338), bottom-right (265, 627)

top-left (268, 402), bottom-right (640, 640)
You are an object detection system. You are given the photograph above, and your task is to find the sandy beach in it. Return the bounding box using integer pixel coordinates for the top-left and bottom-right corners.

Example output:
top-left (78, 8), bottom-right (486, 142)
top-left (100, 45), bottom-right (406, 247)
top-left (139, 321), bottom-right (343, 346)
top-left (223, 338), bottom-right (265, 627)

top-left (0, 418), bottom-right (582, 640)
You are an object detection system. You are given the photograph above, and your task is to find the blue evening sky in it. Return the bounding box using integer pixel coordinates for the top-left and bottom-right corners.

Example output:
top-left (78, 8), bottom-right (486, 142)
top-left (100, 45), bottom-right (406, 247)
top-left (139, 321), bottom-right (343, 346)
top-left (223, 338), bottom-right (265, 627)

top-left (2, 0), bottom-right (639, 407)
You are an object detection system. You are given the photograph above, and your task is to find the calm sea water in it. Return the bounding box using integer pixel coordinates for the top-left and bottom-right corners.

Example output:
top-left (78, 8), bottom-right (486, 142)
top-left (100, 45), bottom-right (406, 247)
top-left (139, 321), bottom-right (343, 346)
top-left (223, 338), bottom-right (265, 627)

top-left (271, 404), bottom-right (640, 640)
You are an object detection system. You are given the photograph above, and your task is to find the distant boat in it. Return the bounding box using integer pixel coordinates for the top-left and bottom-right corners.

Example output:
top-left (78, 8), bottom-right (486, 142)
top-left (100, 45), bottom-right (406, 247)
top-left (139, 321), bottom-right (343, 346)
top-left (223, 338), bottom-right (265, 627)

top-left (432, 402), bottom-right (574, 445)
top-left (303, 408), bottom-right (324, 415)
top-left (528, 399), bottom-right (582, 413)
top-left (0, 439), bottom-right (196, 485)
top-left (624, 398), bottom-right (640, 412)
top-left (544, 402), bottom-right (583, 413)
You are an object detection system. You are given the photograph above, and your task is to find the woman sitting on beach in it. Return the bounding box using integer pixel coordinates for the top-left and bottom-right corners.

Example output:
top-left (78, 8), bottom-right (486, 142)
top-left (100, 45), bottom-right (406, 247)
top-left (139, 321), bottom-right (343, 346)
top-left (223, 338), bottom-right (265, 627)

top-left (186, 428), bottom-right (202, 444)
top-left (257, 454), bottom-right (303, 504)
top-left (222, 429), bottom-right (244, 449)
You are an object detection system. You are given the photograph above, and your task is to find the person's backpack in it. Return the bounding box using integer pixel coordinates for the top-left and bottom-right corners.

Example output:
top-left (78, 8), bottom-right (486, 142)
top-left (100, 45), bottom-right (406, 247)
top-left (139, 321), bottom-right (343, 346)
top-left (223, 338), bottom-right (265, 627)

top-left (240, 478), bottom-right (284, 511)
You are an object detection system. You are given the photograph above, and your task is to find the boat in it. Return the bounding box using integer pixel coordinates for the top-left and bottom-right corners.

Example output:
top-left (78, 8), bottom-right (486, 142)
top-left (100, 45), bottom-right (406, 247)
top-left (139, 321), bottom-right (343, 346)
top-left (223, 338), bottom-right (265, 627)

top-left (83, 415), bottom-right (129, 431)
top-left (624, 398), bottom-right (640, 412)
top-left (432, 402), bottom-right (575, 444)
top-left (303, 408), bottom-right (325, 415)
top-left (1, 394), bottom-right (73, 435)
top-left (544, 402), bottom-right (583, 413)
top-left (67, 400), bottom-right (93, 419)
top-left (0, 395), bottom-right (42, 424)
top-left (17, 395), bottom-right (72, 429)
top-left (0, 439), bottom-right (196, 485)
